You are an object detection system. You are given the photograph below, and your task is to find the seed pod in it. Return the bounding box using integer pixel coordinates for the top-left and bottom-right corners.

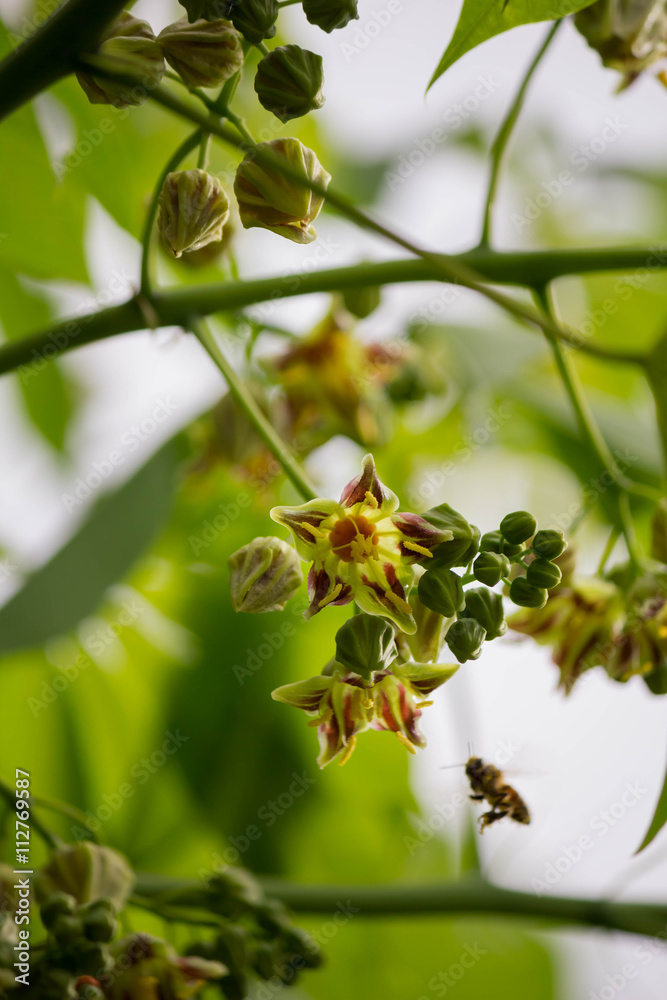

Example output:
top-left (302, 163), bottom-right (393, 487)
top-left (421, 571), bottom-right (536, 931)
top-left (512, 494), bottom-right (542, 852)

top-left (418, 567), bottom-right (464, 618)
top-left (226, 0), bottom-right (279, 43)
top-left (158, 18), bottom-right (243, 88)
top-left (420, 503), bottom-right (477, 568)
top-left (532, 528), bottom-right (566, 560)
top-left (445, 618), bottom-right (486, 663)
top-left (76, 12), bottom-right (165, 108)
top-left (460, 587), bottom-right (506, 641)
top-left (158, 169), bottom-right (230, 258)
top-left (234, 138), bottom-right (331, 243)
top-left (526, 558), bottom-right (562, 590)
top-left (499, 510), bottom-right (537, 545)
top-left (473, 551), bottom-right (509, 587)
top-left (254, 45), bottom-right (324, 123)
top-left (303, 0), bottom-right (359, 32)
top-left (341, 284), bottom-right (381, 319)
top-left (335, 614), bottom-right (397, 681)
top-left (228, 536), bottom-right (303, 613)
top-left (509, 577), bottom-right (548, 609)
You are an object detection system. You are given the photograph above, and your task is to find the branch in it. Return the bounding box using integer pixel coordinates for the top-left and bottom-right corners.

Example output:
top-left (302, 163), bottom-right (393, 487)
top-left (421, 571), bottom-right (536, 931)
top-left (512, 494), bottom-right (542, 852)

top-left (0, 249), bottom-right (656, 377)
top-left (0, 0), bottom-right (128, 122)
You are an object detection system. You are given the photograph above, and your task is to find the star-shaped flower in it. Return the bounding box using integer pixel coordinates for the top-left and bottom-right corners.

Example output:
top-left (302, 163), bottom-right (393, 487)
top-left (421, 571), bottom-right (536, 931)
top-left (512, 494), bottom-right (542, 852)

top-left (270, 454), bottom-right (452, 633)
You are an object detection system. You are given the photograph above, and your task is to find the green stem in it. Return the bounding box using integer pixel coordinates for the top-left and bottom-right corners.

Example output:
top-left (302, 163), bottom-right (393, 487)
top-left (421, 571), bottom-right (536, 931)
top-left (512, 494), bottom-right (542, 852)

top-left (197, 133), bottom-right (212, 170)
top-left (480, 20), bottom-right (561, 247)
top-left (189, 316), bottom-right (317, 501)
top-left (140, 130), bottom-right (202, 299)
top-left (0, 777), bottom-right (60, 850)
top-left (30, 794), bottom-right (100, 842)
top-left (597, 526), bottom-right (621, 574)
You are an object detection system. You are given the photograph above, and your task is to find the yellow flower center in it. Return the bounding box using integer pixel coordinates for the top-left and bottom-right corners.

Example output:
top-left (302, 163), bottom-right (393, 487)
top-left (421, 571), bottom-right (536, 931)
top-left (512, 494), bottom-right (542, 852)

top-left (329, 513), bottom-right (379, 563)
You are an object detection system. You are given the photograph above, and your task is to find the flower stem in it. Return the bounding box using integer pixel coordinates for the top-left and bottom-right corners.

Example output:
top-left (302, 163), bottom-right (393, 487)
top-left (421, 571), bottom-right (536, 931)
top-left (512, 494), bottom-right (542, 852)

top-left (0, 776), bottom-right (60, 850)
top-left (197, 133), bottom-right (211, 170)
top-left (480, 20), bottom-right (561, 247)
top-left (189, 316), bottom-right (317, 501)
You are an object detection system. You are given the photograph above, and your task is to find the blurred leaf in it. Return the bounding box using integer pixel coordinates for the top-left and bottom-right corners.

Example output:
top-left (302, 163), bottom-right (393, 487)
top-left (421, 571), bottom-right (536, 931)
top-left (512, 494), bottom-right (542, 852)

top-left (637, 754), bottom-right (667, 852)
top-left (429, 0), bottom-right (596, 87)
top-left (0, 438), bottom-right (185, 654)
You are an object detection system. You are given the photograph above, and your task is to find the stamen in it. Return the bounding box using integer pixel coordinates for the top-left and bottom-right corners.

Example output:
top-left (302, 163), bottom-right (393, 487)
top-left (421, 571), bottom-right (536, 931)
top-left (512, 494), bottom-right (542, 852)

top-left (385, 589), bottom-right (414, 614)
top-left (395, 732), bottom-right (417, 754)
top-left (416, 700), bottom-right (434, 709)
top-left (319, 582), bottom-right (343, 608)
top-left (300, 521), bottom-right (326, 540)
top-left (338, 736), bottom-right (357, 766)
top-left (364, 490), bottom-right (379, 509)
top-left (403, 540), bottom-right (433, 558)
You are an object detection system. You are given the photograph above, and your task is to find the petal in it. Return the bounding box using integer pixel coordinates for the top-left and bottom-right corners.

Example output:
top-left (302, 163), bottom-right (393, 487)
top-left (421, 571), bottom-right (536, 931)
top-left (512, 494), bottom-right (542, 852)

top-left (339, 454), bottom-right (398, 512)
top-left (356, 562), bottom-right (417, 634)
top-left (394, 661), bottom-right (459, 697)
top-left (371, 677), bottom-right (426, 749)
top-left (271, 675), bottom-right (333, 713)
top-left (270, 499), bottom-right (340, 560)
top-left (392, 512), bottom-right (454, 563)
top-left (304, 566), bottom-right (354, 621)
top-left (317, 680), bottom-right (371, 767)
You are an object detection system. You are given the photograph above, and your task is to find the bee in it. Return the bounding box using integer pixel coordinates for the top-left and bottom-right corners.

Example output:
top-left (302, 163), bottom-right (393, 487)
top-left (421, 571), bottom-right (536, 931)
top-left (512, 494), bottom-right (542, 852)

top-left (464, 757), bottom-right (530, 831)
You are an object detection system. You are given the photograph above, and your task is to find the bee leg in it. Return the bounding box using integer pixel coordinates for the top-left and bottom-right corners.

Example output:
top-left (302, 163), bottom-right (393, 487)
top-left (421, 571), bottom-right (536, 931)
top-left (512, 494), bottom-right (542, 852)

top-left (469, 794), bottom-right (484, 801)
top-left (482, 809), bottom-right (508, 829)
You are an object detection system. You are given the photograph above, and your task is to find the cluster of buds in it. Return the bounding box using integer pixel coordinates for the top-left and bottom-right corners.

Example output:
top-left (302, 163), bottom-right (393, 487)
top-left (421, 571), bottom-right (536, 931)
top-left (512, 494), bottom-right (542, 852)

top-left (76, 12), bottom-right (165, 108)
top-left (273, 615), bottom-right (458, 766)
top-left (574, 0), bottom-right (667, 88)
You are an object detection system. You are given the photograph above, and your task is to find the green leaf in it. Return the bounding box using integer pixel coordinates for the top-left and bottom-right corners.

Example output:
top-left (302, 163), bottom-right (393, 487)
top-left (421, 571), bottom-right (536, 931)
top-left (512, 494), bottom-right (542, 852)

top-left (637, 756), bottom-right (667, 852)
top-left (428, 0), bottom-right (597, 88)
top-left (0, 438), bottom-right (184, 654)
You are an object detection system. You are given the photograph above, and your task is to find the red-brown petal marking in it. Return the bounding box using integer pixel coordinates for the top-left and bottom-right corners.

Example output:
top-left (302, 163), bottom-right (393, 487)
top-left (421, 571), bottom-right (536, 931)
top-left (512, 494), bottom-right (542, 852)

top-left (329, 514), bottom-right (379, 562)
top-left (339, 454), bottom-right (387, 508)
top-left (393, 511), bottom-right (450, 561)
top-left (278, 509), bottom-right (332, 546)
top-left (305, 566), bottom-right (353, 619)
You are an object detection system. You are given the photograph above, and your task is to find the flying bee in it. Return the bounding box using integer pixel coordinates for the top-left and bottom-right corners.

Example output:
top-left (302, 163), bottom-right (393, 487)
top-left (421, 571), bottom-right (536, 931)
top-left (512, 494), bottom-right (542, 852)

top-left (464, 757), bottom-right (530, 831)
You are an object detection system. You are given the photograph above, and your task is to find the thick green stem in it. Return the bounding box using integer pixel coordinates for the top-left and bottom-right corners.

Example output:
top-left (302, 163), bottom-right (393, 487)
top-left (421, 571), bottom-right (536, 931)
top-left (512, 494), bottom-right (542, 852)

top-left (480, 20), bottom-right (561, 247)
top-left (190, 316), bottom-right (316, 501)
top-left (0, 249), bottom-right (654, 378)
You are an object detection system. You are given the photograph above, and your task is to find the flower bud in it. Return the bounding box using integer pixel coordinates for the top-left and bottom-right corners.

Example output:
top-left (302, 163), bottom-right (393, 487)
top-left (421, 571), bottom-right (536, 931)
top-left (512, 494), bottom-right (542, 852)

top-left (81, 900), bottom-right (118, 943)
top-left (418, 566), bottom-right (464, 618)
top-left (254, 45), bottom-right (324, 123)
top-left (480, 530), bottom-right (503, 554)
top-left (460, 587), bottom-right (506, 641)
top-left (158, 169), bottom-right (230, 258)
top-left (420, 503), bottom-right (477, 568)
top-left (403, 588), bottom-right (449, 663)
top-left (574, 0), bottom-right (667, 83)
top-left (526, 558), bottom-right (562, 590)
top-left (76, 12), bottom-right (165, 108)
top-left (158, 18), bottom-right (243, 88)
top-left (179, 0), bottom-right (229, 20)
top-left (499, 510), bottom-right (536, 545)
top-left (532, 528), bottom-right (566, 560)
top-left (341, 283), bottom-right (381, 319)
top-left (335, 614), bottom-right (397, 681)
top-left (445, 618), bottom-right (486, 663)
top-left (40, 891), bottom-right (77, 929)
top-left (226, 0), bottom-right (279, 43)
top-left (473, 551), bottom-right (509, 587)
top-left (228, 536), bottom-right (302, 612)
top-left (37, 843), bottom-right (134, 911)
top-left (234, 138), bottom-right (330, 243)
top-left (303, 0), bottom-right (359, 32)
top-left (509, 577), bottom-right (548, 609)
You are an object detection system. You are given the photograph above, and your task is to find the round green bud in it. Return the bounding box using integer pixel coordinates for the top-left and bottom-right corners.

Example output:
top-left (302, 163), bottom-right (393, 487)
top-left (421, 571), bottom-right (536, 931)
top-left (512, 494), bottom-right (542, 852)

top-left (335, 614), bottom-right (396, 681)
top-left (445, 618), bottom-right (486, 663)
top-left (303, 0), bottom-right (359, 32)
top-left (158, 18), bottom-right (243, 88)
top-left (532, 528), bottom-right (566, 560)
top-left (40, 892), bottom-right (78, 929)
top-left (220, 972), bottom-right (249, 1000)
top-left (526, 558), bottom-right (562, 589)
top-left (51, 913), bottom-right (83, 945)
top-left (499, 510), bottom-right (537, 545)
top-left (254, 45), bottom-right (324, 123)
top-left (81, 901), bottom-right (118, 943)
top-left (179, 0), bottom-right (228, 20)
top-left (418, 567), bottom-right (464, 619)
top-left (460, 587), bottom-right (506, 641)
top-left (341, 284), bottom-right (381, 319)
top-left (509, 577), bottom-right (548, 609)
top-left (76, 12), bottom-right (165, 109)
top-left (228, 536), bottom-right (302, 613)
top-left (421, 503), bottom-right (476, 568)
top-left (158, 169), bottom-right (230, 258)
top-left (480, 530), bottom-right (504, 554)
top-left (234, 138), bottom-right (331, 244)
top-left (225, 0), bottom-right (279, 43)
top-left (472, 551), bottom-right (510, 587)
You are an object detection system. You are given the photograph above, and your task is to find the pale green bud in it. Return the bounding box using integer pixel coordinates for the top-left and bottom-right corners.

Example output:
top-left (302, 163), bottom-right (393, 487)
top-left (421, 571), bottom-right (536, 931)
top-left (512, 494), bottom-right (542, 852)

top-left (37, 842), bottom-right (134, 911)
top-left (76, 12), bottom-right (165, 108)
top-left (254, 45), bottom-right (325, 123)
top-left (158, 18), bottom-right (243, 88)
top-left (228, 536), bottom-right (302, 612)
top-left (158, 169), bottom-right (230, 258)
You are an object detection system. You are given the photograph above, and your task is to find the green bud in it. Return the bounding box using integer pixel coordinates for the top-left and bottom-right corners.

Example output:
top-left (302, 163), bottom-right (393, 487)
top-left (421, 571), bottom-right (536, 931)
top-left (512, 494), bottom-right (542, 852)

top-left (403, 589), bottom-right (449, 663)
top-left (220, 972), bottom-right (249, 1000)
top-left (340, 284), bottom-right (381, 319)
top-left (81, 901), bottom-right (118, 943)
top-left (254, 941), bottom-right (278, 980)
top-left (228, 536), bottom-right (302, 613)
top-left (158, 18), bottom-right (243, 88)
top-left (76, 12), bottom-right (165, 108)
top-left (335, 614), bottom-right (397, 681)
top-left (215, 922), bottom-right (249, 973)
top-left (473, 551), bottom-right (510, 587)
top-left (499, 510), bottom-right (537, 545)
top-left (37, 843), bottom-right (134, 911)
top-left (179, 0), bottom-right (229, 20)
top-left (480, 530), bottom-right (504, 554)
top-left (420, 503), bottom-right (476, 568)
top-left (526, 558), bottom-right (562, 589)
top-left (158, 169), bottom-right (230, 258)
top-left (445, 618), bottom-right (486, 663)
top-left (234, 138), bottom-right (330, 243)
top-left (418, 567), bottom-right (464, 618)
top-left (51, 913), bottom-right (83, 946)
top-left (303, 0), bottom-right (359, 32)
top-left (254, 45), bottom-right (324, 123)
top-left (225, 0), bottom-right (279, 42)
top-left (40, 891), bottom-right (78, 929)
top-left (460, 587), bottom-right (506, 641)
top-left (532, 528), bottom-right (566, 560)
top-left (509, 577), bottom-right (548, 609)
